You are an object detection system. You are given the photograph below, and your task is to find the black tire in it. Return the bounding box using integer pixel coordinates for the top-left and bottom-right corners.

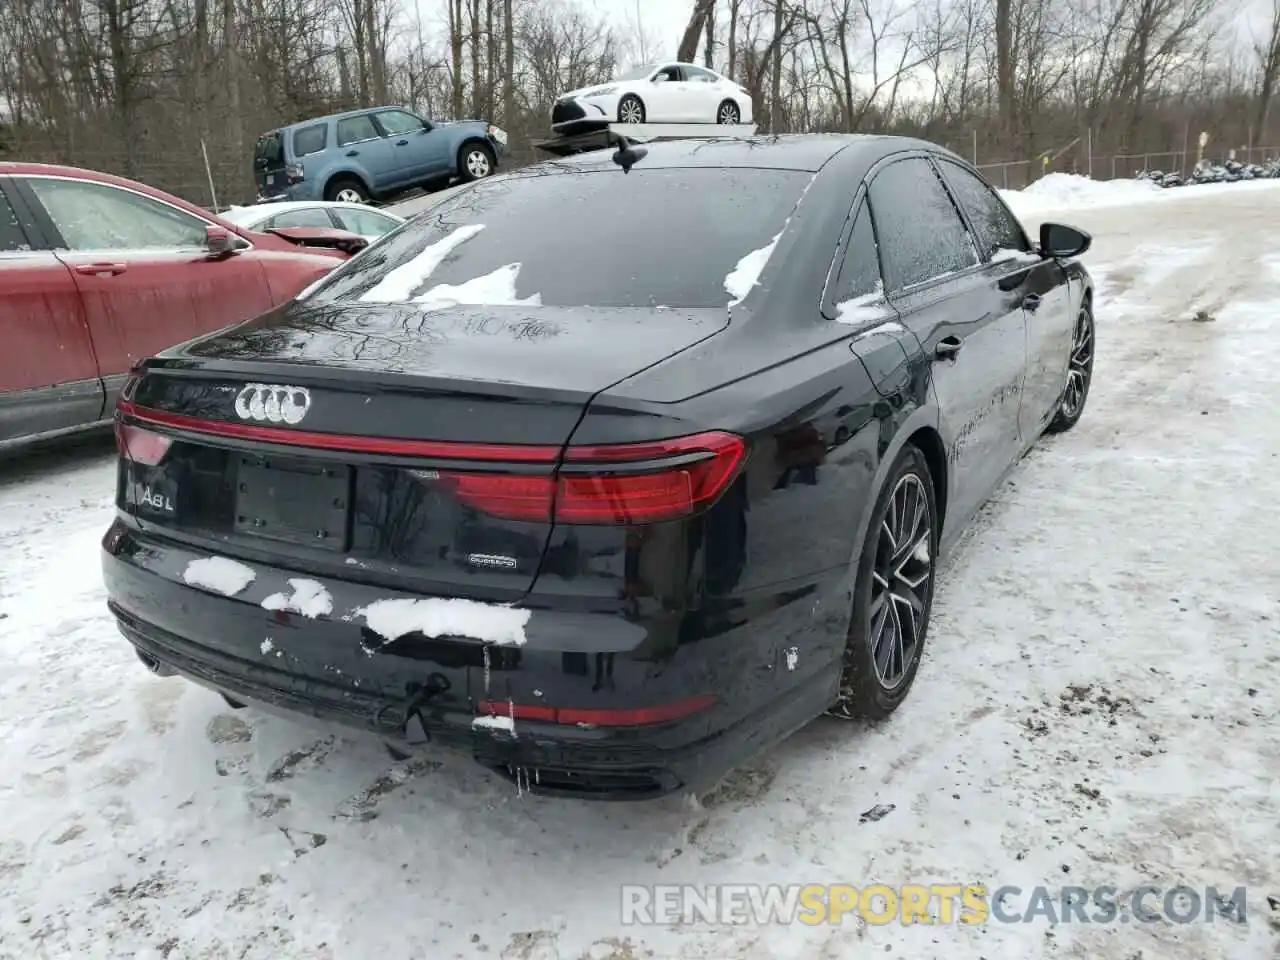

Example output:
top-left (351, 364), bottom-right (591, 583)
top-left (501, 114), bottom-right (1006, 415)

top-left (717, 100), bottom-right (741, 124)
top-left (617, 94), bottom-right (646, 124)
top-left (324, 176), bottom-right (369, 203)
top-left (829, 444), bottom-right (938, 721)
top-left (1046, 300), bottom-right (1095, 434)
top-left (457, 142), bottom-right (495, 182)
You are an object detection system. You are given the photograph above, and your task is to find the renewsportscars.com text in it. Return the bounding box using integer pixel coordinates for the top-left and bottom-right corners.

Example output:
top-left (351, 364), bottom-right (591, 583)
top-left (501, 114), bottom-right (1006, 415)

top-left (620, 883), bottom-right (1249, 926)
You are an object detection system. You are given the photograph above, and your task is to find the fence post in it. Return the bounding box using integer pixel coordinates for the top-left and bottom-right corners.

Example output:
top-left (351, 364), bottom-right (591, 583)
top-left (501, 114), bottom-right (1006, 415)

top-left (1002, 164), bottom-right (1009, 190)
top-left (1086, 128), bottom-right (1092, 178)
top-left (1111, 155), bottom-right (1117, 180)
top-left (972, 129), bottom-right (977, 166)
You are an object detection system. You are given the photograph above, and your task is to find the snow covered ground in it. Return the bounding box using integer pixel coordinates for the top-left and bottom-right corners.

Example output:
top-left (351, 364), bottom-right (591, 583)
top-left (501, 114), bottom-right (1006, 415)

top-left (2, 176), bottom-right (1278, 960)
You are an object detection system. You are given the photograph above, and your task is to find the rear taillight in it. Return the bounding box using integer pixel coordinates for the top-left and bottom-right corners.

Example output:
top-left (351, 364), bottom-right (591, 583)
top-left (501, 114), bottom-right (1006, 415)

top-left (285, 162), bottom-right (305, 183)
top-left (112, 402), bottom-right (746, 525)
top-left (444, 431), bottom-right (747, 525)
top-left (114, 422), bottom-right (171, 465)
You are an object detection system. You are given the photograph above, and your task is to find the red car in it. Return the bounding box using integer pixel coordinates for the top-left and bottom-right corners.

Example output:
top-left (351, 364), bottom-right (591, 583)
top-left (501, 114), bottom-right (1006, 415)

top-left (1, 162), bottom-right (367, 451)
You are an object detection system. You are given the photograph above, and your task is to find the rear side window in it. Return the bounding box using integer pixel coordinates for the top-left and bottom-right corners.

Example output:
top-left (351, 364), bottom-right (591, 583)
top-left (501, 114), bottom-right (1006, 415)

top-left (334, 208), bottom-right (401, 236)
top-left (271, 207), bottom-right (335, 229)
top-left (254, 133), bottom-right (284, 167)
top-left (0, 187), bottom-right (28, 251)
top-left (936, 160), bottom-right (1029, 259)
top-left (308, 168), bottom-right (812, 308)
top-left (374, 110), bottom-right (424, 137)
top-left (868, 157), bottom-right (977, 292)
top-left (830, 200), bottom-right (881, 303)
top-left (292, 124), bottom-right (328, 157)
top-left (337, 115), bottom-right (379, 146)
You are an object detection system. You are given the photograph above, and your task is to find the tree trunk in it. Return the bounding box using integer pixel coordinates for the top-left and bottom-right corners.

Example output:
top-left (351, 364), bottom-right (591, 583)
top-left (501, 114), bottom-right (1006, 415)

top-left (676, 0), bottom-right (716, 63)
top-left (770, 0), bottom-right (783, 132)
top-left (502, 0), bottom-right (514, 127)
top-left (995, 0), bottom-right (1014, 146)
top-left (485, 0), bottom-right (496, 118)
top-left (727, 0), bottom-right (739, 79)
top-left (449, 0), bottom-right (464, 119)
top-left (704, 0), bottom-right (715, 68)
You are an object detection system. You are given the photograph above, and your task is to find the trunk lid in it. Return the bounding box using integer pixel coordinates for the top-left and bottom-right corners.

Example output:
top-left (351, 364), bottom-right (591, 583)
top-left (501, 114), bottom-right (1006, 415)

top-left (116, 300), bottom-right (727, 601)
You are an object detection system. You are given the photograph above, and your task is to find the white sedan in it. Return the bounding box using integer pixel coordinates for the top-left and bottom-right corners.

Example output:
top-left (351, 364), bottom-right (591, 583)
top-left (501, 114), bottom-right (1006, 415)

top-left (550, 62), bottom-right (754, 131)
top-left (219, 201), bottom-right (405, 242)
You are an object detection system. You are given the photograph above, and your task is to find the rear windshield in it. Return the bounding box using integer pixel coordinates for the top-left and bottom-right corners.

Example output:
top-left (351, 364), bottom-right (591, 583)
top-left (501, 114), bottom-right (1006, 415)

top-left (254, 132), bottom-right (284, 167)
top-left (307, 167), bottom-right (811, 308)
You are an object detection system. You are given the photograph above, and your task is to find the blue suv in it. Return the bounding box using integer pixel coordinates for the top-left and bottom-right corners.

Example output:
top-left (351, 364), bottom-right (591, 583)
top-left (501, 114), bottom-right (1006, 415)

top-left (253, 106), bottom-right (508, 204)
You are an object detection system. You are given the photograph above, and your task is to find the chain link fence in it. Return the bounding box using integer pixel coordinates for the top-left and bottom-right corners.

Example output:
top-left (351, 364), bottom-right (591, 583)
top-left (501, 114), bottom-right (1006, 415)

top-left (975, 146), bottom-right (1280, 191)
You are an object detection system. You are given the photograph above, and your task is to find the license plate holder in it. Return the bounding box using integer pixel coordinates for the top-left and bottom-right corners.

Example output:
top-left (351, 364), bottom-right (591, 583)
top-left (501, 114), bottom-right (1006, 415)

top-left (234, 455), bottom-right (350, 552)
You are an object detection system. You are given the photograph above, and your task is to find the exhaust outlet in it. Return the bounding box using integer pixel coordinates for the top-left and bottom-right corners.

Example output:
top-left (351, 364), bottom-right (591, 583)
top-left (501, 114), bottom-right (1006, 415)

top-left (135, 649), bottom-right (176, 678)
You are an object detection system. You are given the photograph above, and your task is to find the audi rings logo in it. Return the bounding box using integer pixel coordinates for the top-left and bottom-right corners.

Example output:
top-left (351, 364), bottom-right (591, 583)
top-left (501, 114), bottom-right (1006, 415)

top-left (234, 383), bottom-right (312, 425)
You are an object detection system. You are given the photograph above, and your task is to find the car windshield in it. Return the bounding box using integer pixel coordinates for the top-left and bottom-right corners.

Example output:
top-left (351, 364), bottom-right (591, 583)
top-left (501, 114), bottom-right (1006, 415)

top-left (305, 167), bottom-right (812, 309)
top-left (616, 64), bottom-right (658, 82)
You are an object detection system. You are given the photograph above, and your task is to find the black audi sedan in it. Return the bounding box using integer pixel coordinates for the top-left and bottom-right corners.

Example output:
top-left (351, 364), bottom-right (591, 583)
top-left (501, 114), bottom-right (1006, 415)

top-left (102, 133), bottom-right (1095, 800)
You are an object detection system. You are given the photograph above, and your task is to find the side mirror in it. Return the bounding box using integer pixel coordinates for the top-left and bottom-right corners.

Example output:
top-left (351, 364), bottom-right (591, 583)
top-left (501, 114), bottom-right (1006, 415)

top-left (205, 224), bottom-right (235, 256)
top-left (1039, 222), bottom-right (1091, 258)
top-left (652, 73), bottom-right (669, 83)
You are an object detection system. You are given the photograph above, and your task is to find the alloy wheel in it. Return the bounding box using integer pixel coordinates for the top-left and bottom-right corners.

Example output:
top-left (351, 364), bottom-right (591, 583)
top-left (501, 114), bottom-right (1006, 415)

top-left (869, 474), bottom-right (933, 690)
top-left (619, 99), bottom-right (644, 123)
top-left (1060, 309), bottom-right (1094, 420)
top-left (466, 149), bottom-right (491, 178)
top-left (335, 188), bottom-right (364, 204)
top-left (718, 103), bottom-right (740, 124)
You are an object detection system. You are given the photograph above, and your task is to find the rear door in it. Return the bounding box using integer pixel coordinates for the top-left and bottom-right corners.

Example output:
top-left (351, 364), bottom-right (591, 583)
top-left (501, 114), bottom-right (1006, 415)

top-left (16, 175), bottom-right (275, 388)
top-left (0, 177), bottom-right (103, 442)
top-left (373, 109), bottom-right (450, 183)
top-left (335, 114), bottom-right (399, 192)
top-left (932, 157), bottom-right (1074, 441)
top-left (866, 154), bottom-right (1029, 535)
top-left (679, 65), bottom-right (724, 121)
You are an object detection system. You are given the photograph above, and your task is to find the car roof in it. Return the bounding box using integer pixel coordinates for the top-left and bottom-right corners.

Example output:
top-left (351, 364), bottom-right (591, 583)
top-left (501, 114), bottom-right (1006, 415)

top-left (267, 106), bottom-right (412, 135)
top-left (529, 133), bottom-right (914, 174)
top-left (221, 200), bottom-right (404, 221)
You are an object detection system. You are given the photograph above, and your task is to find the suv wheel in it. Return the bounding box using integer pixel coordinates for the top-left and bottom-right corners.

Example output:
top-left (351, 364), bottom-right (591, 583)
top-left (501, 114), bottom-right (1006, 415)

top-left (458, 143), bottom-right (495, 182)
top-left (325, 177), bottom-right (368, 203)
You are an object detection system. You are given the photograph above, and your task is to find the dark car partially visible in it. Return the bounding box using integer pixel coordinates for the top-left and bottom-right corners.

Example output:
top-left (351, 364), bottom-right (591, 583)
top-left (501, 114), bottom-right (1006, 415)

top-left (102, 135), bottom-right (1094, 799)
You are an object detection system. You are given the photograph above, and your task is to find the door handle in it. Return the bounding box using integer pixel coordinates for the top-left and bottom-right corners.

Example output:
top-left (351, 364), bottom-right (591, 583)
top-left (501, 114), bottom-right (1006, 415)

top-left (74, 262), bottom-right (128, 276)
top-left (1022, 293), bottom-right (1042, 312)
top-left (396, 139), bottom-right (409, 146)
top-left (934, 336), bottom-right (963, 361)
top-left (346, 149), bottom-right (359, 157)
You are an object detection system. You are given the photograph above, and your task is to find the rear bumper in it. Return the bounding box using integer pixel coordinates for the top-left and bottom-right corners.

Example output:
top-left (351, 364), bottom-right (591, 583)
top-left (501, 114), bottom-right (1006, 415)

top-left (102, 520), bottom-right (835, 799)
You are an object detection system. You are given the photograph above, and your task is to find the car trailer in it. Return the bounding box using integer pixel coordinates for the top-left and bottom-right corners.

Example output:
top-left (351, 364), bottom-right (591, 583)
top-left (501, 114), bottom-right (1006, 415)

top-left (533, 122), bottom-right (760, 157)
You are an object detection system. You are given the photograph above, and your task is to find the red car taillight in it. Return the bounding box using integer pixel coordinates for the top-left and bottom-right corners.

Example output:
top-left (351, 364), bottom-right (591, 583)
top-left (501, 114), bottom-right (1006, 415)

top-left (114, 422), bottom-right (172, 465)
top-left (443, 431), bottom-right (747, 525)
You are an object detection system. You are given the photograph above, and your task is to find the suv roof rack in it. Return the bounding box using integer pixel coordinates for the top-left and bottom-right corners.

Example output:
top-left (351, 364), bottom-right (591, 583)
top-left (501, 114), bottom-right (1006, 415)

top-left (533, 122), bottom-right (759, 157)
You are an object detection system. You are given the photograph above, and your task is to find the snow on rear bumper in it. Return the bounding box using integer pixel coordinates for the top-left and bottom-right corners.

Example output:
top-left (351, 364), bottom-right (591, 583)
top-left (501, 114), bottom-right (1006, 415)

top-left (99, 520), bottom-right (792, 798)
